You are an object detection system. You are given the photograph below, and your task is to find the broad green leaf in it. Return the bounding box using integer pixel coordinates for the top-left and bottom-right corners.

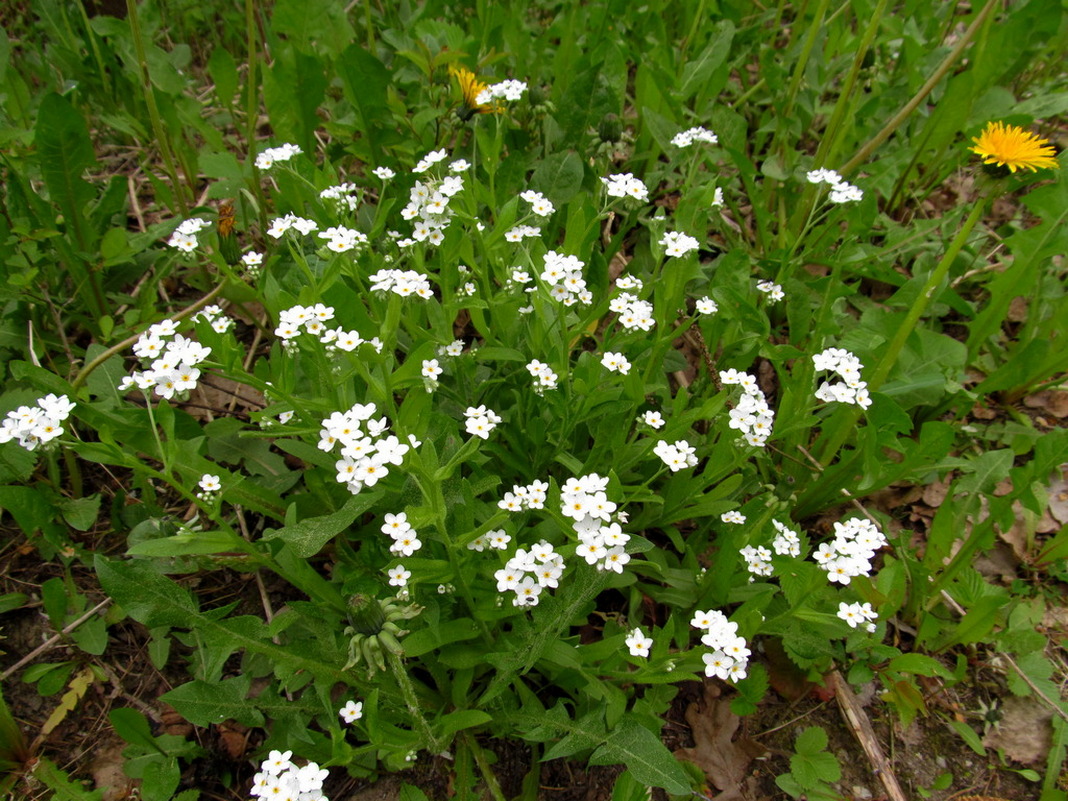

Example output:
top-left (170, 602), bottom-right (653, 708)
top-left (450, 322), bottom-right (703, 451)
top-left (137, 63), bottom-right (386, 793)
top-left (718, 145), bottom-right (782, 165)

top-left (261, 492), bottom-right (382, 557)
top-left (590, 720), bottom-right (691, 795)
top-left (94, 555), bottom-right (199, 627)
top-left (35, 93), bottom-right (97, 250)
top-left (161, 675), bottom-right (263, 727)
top-left (530, 151), bottom-right (585, 206)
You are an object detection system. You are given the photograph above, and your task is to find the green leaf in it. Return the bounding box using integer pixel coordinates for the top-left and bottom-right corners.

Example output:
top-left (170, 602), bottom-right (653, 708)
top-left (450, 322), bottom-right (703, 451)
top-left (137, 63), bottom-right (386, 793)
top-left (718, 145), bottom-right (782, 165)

top-left (161, 675), bottom-right (263, 728)
top-left (437, 710), bottom-right (492, 739)
top-left (530, 151), bottom-right (585, 206)
top-left (947, 719), bottom-right (986, 756)
top-left (35, 93), bottom-right (98, 249)
top-left (31, 758), bottom-right (104, 801)
top-left (94, 555), bottom-right (199, 627)
top-left (403, 618), bottom-right (481, 658)
top-left (57, 495), bottom-right (101, 532)
top-left (794, 726), bottom-right (828, 755)
top-left (886, 653), bottom-right (954, 679)
top-left (261, 492), bottom-right (382, 557)
top-left (337, 44), bottom-right (392, 163)
top-left (589, 720), bottom-right (691, 795)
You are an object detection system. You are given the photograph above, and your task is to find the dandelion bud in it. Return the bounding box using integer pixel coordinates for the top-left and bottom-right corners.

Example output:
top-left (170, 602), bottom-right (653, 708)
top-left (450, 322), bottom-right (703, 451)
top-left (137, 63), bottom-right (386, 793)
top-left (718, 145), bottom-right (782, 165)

top-left (347, 593), bottom-right (387, 635)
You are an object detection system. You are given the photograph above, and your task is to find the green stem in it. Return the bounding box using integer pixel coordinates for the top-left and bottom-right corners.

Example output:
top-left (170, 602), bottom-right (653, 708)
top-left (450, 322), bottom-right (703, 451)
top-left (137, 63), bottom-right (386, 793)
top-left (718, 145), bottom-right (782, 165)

top-left (814, 0), bottom-right (891, 169)
top-left (815, 197), bottom-right (988, 467)
top-left (839, 0), bottom-right (999, 176)
top-left (385, 650), bottom-right (444, 755)
top-left (126, 0), bottom-right (189, 214)
top-left (868, 198), bottom-right (988, 391)
top-left (782, 0), bottom-right (831, 121)
top-left (464, 732), bottom-right (507, 801)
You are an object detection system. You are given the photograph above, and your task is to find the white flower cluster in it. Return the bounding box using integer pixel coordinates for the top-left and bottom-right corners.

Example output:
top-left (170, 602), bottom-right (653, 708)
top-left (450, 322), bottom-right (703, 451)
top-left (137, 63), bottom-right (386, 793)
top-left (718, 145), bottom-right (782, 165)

top-left (319, 182), bottom-right (360, 212)
top-left (653, 439), bottom-right (698, 472)
top-left (241, 251), bottom-right (264, 279)
top-left (563, 474), bottom-right (632, 574)
top-left (805, 168), bottom-right (863, 203)
top-left (464, 405), bottom-right (501, 440)
top-left (601, 173), bottom-right (649, 201)
top-left (317, 225), bottom-right (368, 254)
top-left (671, 126), bottom-right (718, 147)
top-left (319, 402), bottom-right (410, 494)
top-left (437, 339), bottom-right (465, 357)
top-left (756, 280), bottom-right (784, 303)
top-left (0, 393), bottom-right (74, 451)
top-left (504, 224), bottom-right (541, 242)
top-left (249, 750), bottom-right (328, 801)
top-left (693, 609), bottom-right (750, 682)
top-left (367, 268), bottom-right (434, 299)
top-left (838, 601), bottom-right (878, 632)
top-left (474, 79), bottom-right (527, 105)
top-left (540, 250), bottom-right (593, 306)
top-left (771, 519), bottom-right (801, 556)
top-left (254, 143), bottom-right (302, 170)
top-left (166, 217), bottom-right (210, 253)
top-left (813, 517), bottom-right (886, 585)
top-left (740, 544), bottom-right (773, 577)
top-left (413, 148), bottom-right (448, 174)
top-left (813, 347), bottom-right (871, 409)
top-left (402, 171), bottom-right (464, 244)
top-left (660, 230), bottom-right (701, 258)
top-left (381, 512), bottom-right (422, 557)
top-left (493, 540), bottom-right (565, 607)
top-left (118, 320), bottom-right (212, 399)
top-left (373, 166), bottom-right (395, 181)
top-left (600, 352), bottom-right (631, 375)
top-left (695, 296), bottom-right (718, 314)
top-left (273, 303), bottom-right (334, 340)
top-left (720, 368), bottom-right (774, 447)
top-left (467, 528), bottom-right (513, 552)
top-left (526, 359), bottom-right (559, 392)
top-left (266, 213), bottom-right (318, 238)
top-left (497, 479), bottom-right (549, 512)
top-left (721, 510), bottom-right (745, 524)
top-left (626, 628), bottom-right (653, 657)
top-left (609, 292), bottom-right (655, 332)
top-left (520, 190), bottom-right (555, 217)
top-left (192, 304), bottom-right (234, 333)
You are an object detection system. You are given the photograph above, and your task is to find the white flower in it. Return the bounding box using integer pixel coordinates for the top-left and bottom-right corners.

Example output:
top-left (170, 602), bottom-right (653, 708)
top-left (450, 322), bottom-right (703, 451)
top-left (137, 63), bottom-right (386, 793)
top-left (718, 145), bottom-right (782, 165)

top-left (387, 565), bottom-right (411, 587)
top-left (695, 296), bottom-right (718, 314)
top-left (421, 359), bottom-right (443, 380)
top-left (625, 628), bottom-right (653, 658)
top-left (601, 173), bottom-right (648, 201)
top-left (198, 474), bottom-right (221, 493)
top-left (339, 699), bottom-right (364, 723)
top-left (641, 410), bottom-right (665, 429)
top-left (671, 126), bottom-right (718, 148)
top-left (660, 231), bottom-right (700, 258)
top-left (600, 352), bottom-right (631, 375)
top-left (720, 510), bottom-right (745, 524)
top-left (374, 166), bottom-right (396, 181)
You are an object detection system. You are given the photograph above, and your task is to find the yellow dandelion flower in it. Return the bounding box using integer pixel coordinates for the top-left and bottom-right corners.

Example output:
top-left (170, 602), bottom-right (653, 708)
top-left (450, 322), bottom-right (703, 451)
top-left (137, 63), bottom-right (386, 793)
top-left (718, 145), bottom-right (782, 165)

top-left (969, 121), bottom-right (1059, 173)
top-left (449, 64), bottom-right (501, 120)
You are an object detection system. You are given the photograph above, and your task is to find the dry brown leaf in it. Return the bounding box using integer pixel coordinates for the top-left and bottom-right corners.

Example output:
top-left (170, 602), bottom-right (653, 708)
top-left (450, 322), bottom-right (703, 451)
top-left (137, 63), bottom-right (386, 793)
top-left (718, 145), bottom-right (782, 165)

top-left (982, 696), bottom-right (1053, 764)
top-left (922, 475), bottom-right (953, 508)
top-left (90, 741), bottom-right (136, 801)
top-left (1023, 390), bottom-right (1068, 418)
top-left (1007, 296), bottom-right (1029, 322)
top-left (1048, 467), bottom-right (1068, 525)
top-left (674, 682), bottom-right (765, 800)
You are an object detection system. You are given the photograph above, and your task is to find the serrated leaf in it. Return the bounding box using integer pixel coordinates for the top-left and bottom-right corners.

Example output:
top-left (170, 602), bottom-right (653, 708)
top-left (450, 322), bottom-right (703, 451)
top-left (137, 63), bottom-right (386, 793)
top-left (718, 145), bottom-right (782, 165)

top-left (94, 555), bottom-right (199, 627)
top-left (261, 492), bottom-right (381, 557)
top-left (590, 720), bottom-right (691, 795)
top-left (161, 675), bottom-right (263, 727)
